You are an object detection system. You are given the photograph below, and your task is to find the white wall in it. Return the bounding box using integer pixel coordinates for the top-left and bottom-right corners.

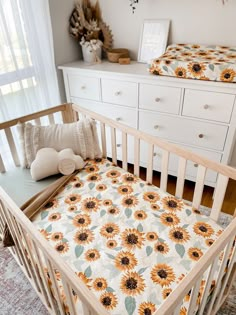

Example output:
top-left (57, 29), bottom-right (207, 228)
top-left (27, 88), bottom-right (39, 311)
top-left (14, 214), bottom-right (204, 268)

top-left (49, 0), bottom-right (81, 102)
top-left (99, 0), bottom-right (236, 60)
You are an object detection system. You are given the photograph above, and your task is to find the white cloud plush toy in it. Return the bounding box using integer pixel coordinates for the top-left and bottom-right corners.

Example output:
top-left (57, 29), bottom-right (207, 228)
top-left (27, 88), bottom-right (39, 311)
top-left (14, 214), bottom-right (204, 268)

top-left (31, 148), bottom-right (86, 181)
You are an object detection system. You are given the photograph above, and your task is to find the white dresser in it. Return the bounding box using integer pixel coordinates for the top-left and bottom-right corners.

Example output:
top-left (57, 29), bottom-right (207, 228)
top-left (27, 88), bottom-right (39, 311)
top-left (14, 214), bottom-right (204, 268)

top-left (59, 61), bottom-right (236, 187)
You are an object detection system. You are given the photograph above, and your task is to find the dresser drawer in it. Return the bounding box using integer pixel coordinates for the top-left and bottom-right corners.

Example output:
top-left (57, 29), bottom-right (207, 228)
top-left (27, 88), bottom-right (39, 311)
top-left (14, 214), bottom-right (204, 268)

top-left (68, 74), bottom-right (100, 101)
top-left (139, 83), bottom-right (181, 114)
top-left (71, 98), bottom-right (137, 128)
top-left (140, 143), bottom-right (221, 183)
top-left (101, 79), bottom-right (138, 107)
top-left (183, 89), bottom-right (235, 123)
top-left (139, 111), bottom-right (228, 151)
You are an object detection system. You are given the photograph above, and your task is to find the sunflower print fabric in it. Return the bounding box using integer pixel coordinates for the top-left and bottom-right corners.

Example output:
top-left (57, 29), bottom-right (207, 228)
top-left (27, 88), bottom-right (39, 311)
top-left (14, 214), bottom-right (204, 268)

top-left (149, 44), bottom-right (236, 83)
top-left (32, 159), bottom-right (225, 315)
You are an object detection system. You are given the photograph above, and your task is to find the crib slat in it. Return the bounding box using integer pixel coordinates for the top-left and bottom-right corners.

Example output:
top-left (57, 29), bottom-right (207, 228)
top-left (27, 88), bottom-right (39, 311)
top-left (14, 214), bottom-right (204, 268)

top-left (206, 238), bottom-right (234, 315)
top-left (147, 144), bottom-right (154, 184)
top-left (31, 240), bottom-right (58, 313)
top-left (48, 114), bottom-right (55, 125)
top-left (198, 255), bottom-right (219, 315)
top-left (46, 260), bottom-right (65, 315)
top-left (0, 154), bottom-right (6, 173)
top-left (61, 277), bottom-right (77, 315)
top-left (0, 202), bottom-right (24, 266)
top-left (172, 303), bottom-right (182, 315)
top-left (160, 150), bottom-right (169, 191)
top-left (188, 277), bottom-right (202, 314)
top-left (82, 304), bottom-right (91, 315)
top-left (3, 207), bottom-right (32, 278)
top-left (100, 122), bottom-right (107, 158)
top-left (4, 128), bottom-right (20, 166)
top-left (210, 174), bottom-right (229, 221)
top-left (17, 224), bottom-right (44, 294)
top-left (192, 165), bottom-right (206, 209)
top-left (111, 127), bottom-right (117, 165)
top-left (134, 138), bottom-right (140, 177)
top-left (34, 118), bottom-right (41, 126)
top-left (175, 157), bottom-right (187, 198)
top-left (122, 132), bottom-right (128, 171)
top-left (212, 244), bottom-right (236, 313)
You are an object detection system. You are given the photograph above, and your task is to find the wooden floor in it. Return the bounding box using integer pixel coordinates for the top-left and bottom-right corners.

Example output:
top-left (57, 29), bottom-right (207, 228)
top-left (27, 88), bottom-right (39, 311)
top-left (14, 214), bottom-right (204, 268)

top-left (122, 162), bottom-right (236, 216)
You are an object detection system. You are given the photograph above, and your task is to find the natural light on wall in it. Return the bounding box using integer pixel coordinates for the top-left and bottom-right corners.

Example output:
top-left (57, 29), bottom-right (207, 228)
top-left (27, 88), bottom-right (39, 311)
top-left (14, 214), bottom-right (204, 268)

top-left (0, 0), bottom-right (60, 169)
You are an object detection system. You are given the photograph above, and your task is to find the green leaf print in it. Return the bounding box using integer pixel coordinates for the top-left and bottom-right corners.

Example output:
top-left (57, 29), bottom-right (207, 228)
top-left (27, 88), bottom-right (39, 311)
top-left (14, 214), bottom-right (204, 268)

top-left (106, 287), bottom-right (115, 292)
top-left (175, 244), bottom-right (185, 258)
top-left (84, 266), bottom-right (92, 277)
top-left (139, 183), bottom-right (145, 188)
top-left (96, 193), bottom-right (102, 199)
top-left (88, 182), bottom-right (95, 190)
top-left (41, 211), bottom-right (49, 220)
top-left (66, 184), bottom-right (72, 190)
top-left (125, 208), bottom-right (132, 218)
top-left (137, 223), bottom-right (143, 232)
top-left (75, 245), bottom-right (84, 258)
top-left (46, 224), bottom-right (52, 232)
top-left (138, 267), bottom-right (148, 275)
top-left (125, 296), bottom-right (136, 315)
top-left (209, 64), bottom-right (214, 71)
top-left (163, 65), bottom-right (169, 72)
top-left (106, 253), bottom-right (115, 260)
top-left (90, 226), bottom-right (98, 230)
top-left (185, 209), bottom-right (192, 216)
top-left (100, 210), bottom-right (106, 217)
top-left (146, 246), bottom-right (153, 257)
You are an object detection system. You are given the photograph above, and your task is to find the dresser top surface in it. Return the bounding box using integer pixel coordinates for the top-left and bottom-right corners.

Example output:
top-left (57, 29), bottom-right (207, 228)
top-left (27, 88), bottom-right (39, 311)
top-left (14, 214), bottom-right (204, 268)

top-left (59, 60), bottom-right (236, 90)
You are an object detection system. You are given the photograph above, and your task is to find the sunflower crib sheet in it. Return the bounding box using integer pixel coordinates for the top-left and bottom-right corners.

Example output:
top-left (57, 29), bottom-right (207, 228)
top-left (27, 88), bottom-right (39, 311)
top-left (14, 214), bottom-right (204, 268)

top-left (32, 159), bottom-right (225, 315)
top-left (149, 44), bottom-right (236, 83)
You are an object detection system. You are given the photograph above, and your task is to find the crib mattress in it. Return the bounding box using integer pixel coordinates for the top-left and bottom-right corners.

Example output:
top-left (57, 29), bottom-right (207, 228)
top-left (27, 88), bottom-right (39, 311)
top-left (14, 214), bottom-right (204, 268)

top-left (31, 159), bottom-right (224, 315)
top-left (0, 167), bottom-right (61, 206)
top-left (149, 44), bottom-right (236, 83)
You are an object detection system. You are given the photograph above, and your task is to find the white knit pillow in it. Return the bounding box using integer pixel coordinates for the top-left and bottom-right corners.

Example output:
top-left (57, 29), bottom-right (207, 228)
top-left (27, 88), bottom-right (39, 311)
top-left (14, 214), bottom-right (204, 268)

top-left (17, 119), bottom-right (102, 168)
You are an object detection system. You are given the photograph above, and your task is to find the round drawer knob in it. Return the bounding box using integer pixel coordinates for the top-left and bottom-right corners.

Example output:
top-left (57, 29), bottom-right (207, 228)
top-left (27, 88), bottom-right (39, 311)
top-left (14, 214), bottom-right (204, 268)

top-left (155, 97), bottom-right (161, 102)
top-left (117, 144), bottom-right (121, 148)
top-left (115, 91), bottom-right (121, 96)
top-left (203, 104), bottom-right (209, 110)
top-left (153, 152), bottom-right (157, 157)
top-left (81, 85), bottom-right (86, 90)
top-left (154, 125), bottom-right (159, 130)
top-left (198, 134), bottom-right (204, 139)
top-left (116, 117), bottom-right (122, 121)
top-left (194, 163), bottom-right (198, 168)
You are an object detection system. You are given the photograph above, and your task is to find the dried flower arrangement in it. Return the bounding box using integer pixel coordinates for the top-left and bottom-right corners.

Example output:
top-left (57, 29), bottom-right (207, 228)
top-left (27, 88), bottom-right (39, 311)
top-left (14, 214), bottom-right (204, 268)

top-left (69, 0), bottom-right (113, 52)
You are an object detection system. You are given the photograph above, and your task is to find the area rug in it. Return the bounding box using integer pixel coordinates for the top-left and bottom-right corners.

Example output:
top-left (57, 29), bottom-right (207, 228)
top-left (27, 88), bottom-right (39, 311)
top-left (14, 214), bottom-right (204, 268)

top-left (0, 209), bottom-right (235, 315)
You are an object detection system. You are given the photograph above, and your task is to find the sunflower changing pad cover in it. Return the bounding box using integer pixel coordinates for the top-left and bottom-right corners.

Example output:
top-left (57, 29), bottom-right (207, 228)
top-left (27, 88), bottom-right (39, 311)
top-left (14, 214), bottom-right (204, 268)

top-left (149, 44), bottom-right (236, 83)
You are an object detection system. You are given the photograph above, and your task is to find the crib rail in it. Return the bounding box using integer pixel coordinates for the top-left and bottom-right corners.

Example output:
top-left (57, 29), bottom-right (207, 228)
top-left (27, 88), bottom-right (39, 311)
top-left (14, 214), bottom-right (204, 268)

top-left (0, 102), bottom-right (236, 315)
top-left (0, 104), bottom-right (75, 172)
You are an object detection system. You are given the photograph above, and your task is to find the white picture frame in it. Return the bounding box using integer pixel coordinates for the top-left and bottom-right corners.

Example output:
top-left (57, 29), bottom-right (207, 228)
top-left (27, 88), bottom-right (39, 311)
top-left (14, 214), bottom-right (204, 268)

top-left (138, 19), bottom-right (170, 63)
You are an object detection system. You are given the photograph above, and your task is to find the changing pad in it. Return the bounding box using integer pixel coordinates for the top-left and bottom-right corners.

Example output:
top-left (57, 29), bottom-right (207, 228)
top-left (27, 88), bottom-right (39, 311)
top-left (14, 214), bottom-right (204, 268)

top-left (31, 159), bottom-right (226, 315)
top-left (149, 44), bottom-right (236, 83)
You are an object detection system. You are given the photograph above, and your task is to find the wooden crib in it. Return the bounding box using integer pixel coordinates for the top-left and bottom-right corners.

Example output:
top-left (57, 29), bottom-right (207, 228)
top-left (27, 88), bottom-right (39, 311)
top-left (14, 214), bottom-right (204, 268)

top-left (0, 103), bottom-right (235, 315)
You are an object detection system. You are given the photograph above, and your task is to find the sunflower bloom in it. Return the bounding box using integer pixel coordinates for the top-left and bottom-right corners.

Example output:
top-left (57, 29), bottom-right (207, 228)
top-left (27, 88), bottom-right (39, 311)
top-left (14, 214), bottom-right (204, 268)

top-left (151, 264), bottom-right (175, 287)
top-left (120, 271), bottom-right (146, 296)
top-left (100, 292), bottom-right (118, 310)
top-left (138, 302), bottom-right (156, 315)
top-left (114, 251), bottom-right (137, 271)
top-left (100, 223), bottom-right (120, 239)
top-left (193, 222), bottom-right (214, 238)
top-left (121, 228), bottom-right (145, 250)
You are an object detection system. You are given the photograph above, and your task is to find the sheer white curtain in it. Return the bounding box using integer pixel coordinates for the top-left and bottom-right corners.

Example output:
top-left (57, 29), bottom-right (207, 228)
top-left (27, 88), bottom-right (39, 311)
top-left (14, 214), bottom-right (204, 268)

top-left (0, 0), bottom-right (60, 168)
